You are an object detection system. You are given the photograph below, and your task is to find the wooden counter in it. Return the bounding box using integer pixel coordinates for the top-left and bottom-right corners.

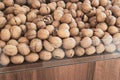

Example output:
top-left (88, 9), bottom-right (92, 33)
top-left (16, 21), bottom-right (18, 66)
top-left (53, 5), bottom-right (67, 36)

top-left (0, 53), bottom-right (120, 80)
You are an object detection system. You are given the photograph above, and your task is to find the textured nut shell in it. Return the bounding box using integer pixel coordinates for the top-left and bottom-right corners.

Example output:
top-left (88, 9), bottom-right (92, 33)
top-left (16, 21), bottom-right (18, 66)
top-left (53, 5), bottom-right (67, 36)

top-left (1, 29), bottom-right (10, 41)
top-left (0, 17), bottom-right (6, 28)
top-left (85, 46), bottom-right (96, 55)
top-left (70, 28), bottom-right (79, 36)
top-left (0, 54), bottom-right (10, 66)
top-left (96, 44), bottom-right (105, 54)
top-left (48, 36), bottom-right (62, 48)
top-left (108, 26), bottom-right (119, 34)
top-left (75, 46), bottom-right (85, 56)
top-left (39, 50), bottom-right (52, 61)
top-left (43, 40), bottom-right (54, 52)
top-left (92, 36), bottom-right (101, 46)
top-left (25, 53), bottom-right (39, 63)
top-left (113, 33), bottom-right (120, 45)
top-left (81, 29), bottom-right (93, 37)
top-left (80, 37), bottom-right (92, 48)
top-left (65, 49), bottom-right (74, 58)
top-left (105, 44), bottom-right (116, 53)
top-left (52, 48), bottom-right (65, 59)
top-left (102, 33), bottom-right (113, 45)
top-left (11, 55), bottom-right (24, 64)
top-left (4, 45), bottom-right (18, 56)
top-left (37, 29), bottom-right (49, 40)
top-left (30, 38), bottom-right (42, 52)
top-left (60, 14), bottom-right (72, 23)
top-left (0, 40), bottom-right (6, 48)
top-left (25, 30), bottom-right (36, 40)
top-left (63, 38), bottom-right (76, 49)
top-left (18, 43), bottom-right (30, 55)
top-left (57, 29), bottom-right (70, 38)
top-left (10, 26), bottom-right (22, 39)
top-left (94, 28), bottom-right (104, 38)
top-left (18, 37), bottom-right (29, 44)
top-left (7, 39), bottom-right (18, 46)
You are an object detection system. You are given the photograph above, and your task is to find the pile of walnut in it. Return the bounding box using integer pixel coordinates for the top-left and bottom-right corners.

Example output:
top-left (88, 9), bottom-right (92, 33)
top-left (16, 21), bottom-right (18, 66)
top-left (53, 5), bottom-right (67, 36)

top-left (0, 0), bottom-right (120, 66)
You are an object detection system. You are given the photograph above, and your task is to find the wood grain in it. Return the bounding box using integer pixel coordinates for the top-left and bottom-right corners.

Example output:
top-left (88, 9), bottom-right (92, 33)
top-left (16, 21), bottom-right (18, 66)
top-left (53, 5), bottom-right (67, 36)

top-left (93, 58), bottom-right (120, 80)
top-left (0, 62), bottom-right (96, 80)
top-left (1, 53), bottom-right (120, 74)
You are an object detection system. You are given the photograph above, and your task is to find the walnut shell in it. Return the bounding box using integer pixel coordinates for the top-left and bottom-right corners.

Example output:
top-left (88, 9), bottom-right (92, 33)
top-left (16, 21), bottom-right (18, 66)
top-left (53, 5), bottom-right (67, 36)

top-left (94, 28), bottom-right (104, 38)
top-left (1, 29), bottom-right (11, 41)
top-left (7, 39), bottom-right (18, 46)
top-left (11, 55), bottom-right (24, 64)
top-left (9, 17), bottom-right (21, 25)
top-left (39, 50), bottom-right (52, 61)
top-left (105, 44), bottom-right (116, 53)
top-left (0, 17), bottom-right (7, 28)
top-left (96, 43), bottom-right (105, 54)
top-left (65, 49), bottom-right (74, 58)
top-left (18, 43), bottom-right (30, 56)
top-left (102, 33), bottom-right (113, 45)
top-left (17, 14), bottom-right (26, 24)
top-left (108, 26), bottom-right (119, 35)
top-left (18, 37), bottom-right (29, 44)
top-left (37, 29), bottom-right (49, 40)
top-left (57, 29), bottom-right (70, 38)
top-left (81, 29), bottom-right (93, 37)
top-left (30, 38), bottom-right (42, 52)
top-left (25, 30), bottom-right (36, 40)
top-left (80, 37), bottom-right (92, 48)
top-left (60, 14), bottom-right (72, 23)
top-left (75, 46), bottom-right (85, 56)
top-left (40, 6), bottom-right (51, 15)
top-left (96, 23), bottom-right (108, 31)
top-left (25, 53), bottom-right (39, 63)
top-left (10, 26), bottom-right (22, 39)
top-left (54, 10), bottom-right (63, 21)
top-left (0, 2), bottom-right (5, 10)
top-left (3, 45), bottom-right (18, 56)
top-left (85, 46), bottom-right (96, 55)
top-left (106, 16), bottom-right (116, 26)
top-left (63, 37), bottom-right (76, 49)
top-left (92, 36), bottom-right (101, 46)
top-left (0, 40), bottom-right (6, 48)
top-left (0, 54), bottom-right (10, 66)
top-left (48, 36), bottom-right (62, 48)
top-left (43, 40), bottom-right (54, 52)
top-left (3, 0), bottom-right (14, 6)
top-left (52, 48), bottom-right (65, 59)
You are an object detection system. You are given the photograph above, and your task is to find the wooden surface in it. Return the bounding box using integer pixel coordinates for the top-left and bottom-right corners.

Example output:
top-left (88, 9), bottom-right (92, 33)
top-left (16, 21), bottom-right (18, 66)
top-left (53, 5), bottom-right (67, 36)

top-left (1, 53), bottom-right (120, 73)
top-left (1, 58), bottom-right (120, 80)
top-left (1, 53), bottom-right (120, 80)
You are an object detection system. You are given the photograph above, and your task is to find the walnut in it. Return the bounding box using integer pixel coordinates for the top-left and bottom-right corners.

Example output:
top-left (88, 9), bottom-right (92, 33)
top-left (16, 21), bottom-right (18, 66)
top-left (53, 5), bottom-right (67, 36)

top-left (3, 0), bottom-right (14, 6)
top-left (0, 29), bottom-right (11, 41)
top-left (60, 13), bottom-right (73, 23)
top-left (18, 43), bottom-right (30, 55)
top-left (40, 5), bottom-right (51, 15)
top-left (3, 45), bottom-right (18, 56)
top-left (37, 29), bottom-right (49, 40)
top-left (9, 17), bottom-right (21, 26)
top-left (18, 37), bottom-right (29, 44)
top-left (15, 0), bottom-right (26, 5)
top-left (25, 30), bottom-right (36, 40)
top-left (43, 15), bottom-right (53, 24)
top-left (17, 14), bottom-right (26, 24)
top-left (10, 26), bottom-right (22, 39)
top-left (0, 2), bottom-right (5, 10)
top-left (0, 17), bottom-right (7, 28)
top-left (27, 11), bottom-right (37, 22)
top-left (30, 38), bottom-right (42, 52)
